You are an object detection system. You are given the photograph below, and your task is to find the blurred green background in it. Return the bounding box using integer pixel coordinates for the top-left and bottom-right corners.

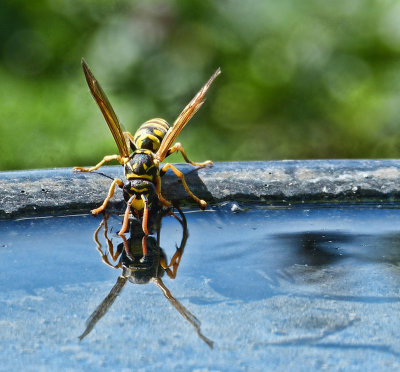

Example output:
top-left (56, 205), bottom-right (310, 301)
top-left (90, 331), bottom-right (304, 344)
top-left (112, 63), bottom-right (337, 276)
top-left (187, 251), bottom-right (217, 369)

top-left (1, 0), bottom-right (400, 171)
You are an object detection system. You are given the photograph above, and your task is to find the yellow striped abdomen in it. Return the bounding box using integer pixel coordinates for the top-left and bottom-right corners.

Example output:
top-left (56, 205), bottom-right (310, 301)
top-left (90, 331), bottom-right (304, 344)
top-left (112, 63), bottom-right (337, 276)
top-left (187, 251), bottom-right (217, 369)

top-left (133, 118), bottom-right (169, 152)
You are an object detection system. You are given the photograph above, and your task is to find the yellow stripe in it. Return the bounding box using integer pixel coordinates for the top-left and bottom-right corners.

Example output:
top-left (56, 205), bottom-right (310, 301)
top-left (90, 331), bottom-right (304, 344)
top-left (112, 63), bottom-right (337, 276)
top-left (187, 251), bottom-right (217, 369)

top-left (126, 173), bottom-right (154, 181)
top-left (135, 137), bottom-right (143, 148)
top-left (135, 149), bottom-right (153, 155)
top-left (153, 129), bottom-right (164, 137)
top-left (142, 133), bottom-right (159, 143)
top-left (129, 186), bottom-right (150, 193)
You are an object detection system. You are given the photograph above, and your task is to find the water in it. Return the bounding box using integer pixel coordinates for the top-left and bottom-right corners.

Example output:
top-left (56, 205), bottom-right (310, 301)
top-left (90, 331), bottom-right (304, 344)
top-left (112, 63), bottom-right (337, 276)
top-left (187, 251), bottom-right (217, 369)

top-left (0, 203), bottom-right (399, 371)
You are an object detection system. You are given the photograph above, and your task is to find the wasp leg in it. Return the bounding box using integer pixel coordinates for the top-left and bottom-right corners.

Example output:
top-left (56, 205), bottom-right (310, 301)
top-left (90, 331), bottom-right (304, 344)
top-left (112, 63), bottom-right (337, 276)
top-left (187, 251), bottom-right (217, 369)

top-left (119, 194), bottom-right (149, 236)
top-left (119, 234), bottom-right (134, 262)
top-left (119, 195), bottom-right (136, 236)
top-left (141, 194), bottom-right (149, 235)
top-left (141, 235), bottom-right (148, 257)
top-left (160, 163), bottom-right (207, 209)
top-left (161, 248), bottom-right (183, 279)
top-left (104, 217), bottom-right (123, 263)
top-left (92, 178), bottom-right (124, 215)
top-left (93, 217), bottom-right (111, 266)
top-left (97, 243), bottom-right (122, 269)
top-left (155, 174), bottom-right (172, 207)
top-left (73, 154), bottom-right (126, 172)
top-left (165, 142), bottom-right (212, 167)
top-left (93, 214), bottom-right (122, 269)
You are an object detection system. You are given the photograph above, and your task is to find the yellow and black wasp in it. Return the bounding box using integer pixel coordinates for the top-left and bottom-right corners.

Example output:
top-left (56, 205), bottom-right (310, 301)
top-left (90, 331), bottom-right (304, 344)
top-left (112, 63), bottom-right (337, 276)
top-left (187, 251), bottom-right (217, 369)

top-left (74, 59), bottom-right (220, 235)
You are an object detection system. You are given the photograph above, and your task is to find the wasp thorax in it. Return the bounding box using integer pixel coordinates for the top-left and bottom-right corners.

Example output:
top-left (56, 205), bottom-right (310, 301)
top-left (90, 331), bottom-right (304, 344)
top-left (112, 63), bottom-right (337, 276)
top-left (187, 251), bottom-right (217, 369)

top-left (124, 151), bottom-right (157, 179)
top-left (133, 118), bottom-right (170, 152)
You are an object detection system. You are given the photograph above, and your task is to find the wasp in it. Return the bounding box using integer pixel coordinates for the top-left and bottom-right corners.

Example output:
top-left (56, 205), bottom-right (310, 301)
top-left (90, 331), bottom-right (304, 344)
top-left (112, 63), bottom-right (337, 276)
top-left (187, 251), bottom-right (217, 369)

top-left (74, 59), bottom-right (220, 235)
top-left (79, 208), bottom-right (214, 348)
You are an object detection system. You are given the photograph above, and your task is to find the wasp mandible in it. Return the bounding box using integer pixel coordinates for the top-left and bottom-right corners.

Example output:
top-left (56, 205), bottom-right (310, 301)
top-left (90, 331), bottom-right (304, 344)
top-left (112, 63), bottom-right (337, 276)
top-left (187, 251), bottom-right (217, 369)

top-left (74, 59), bottom-right (220, 235)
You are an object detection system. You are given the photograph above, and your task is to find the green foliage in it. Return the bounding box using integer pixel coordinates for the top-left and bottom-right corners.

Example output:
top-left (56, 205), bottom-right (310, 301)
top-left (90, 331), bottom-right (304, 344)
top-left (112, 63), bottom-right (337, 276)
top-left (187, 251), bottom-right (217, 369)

top-left (1, 0), bottom-right (400, 170)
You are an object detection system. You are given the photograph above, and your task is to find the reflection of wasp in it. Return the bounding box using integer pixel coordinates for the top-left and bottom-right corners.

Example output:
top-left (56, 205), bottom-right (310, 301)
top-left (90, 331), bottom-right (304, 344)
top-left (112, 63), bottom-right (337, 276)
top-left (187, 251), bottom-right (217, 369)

top-left (79, 208), bottom-right (213, 348)
top-left (74, 59), bottom-right (220, 235)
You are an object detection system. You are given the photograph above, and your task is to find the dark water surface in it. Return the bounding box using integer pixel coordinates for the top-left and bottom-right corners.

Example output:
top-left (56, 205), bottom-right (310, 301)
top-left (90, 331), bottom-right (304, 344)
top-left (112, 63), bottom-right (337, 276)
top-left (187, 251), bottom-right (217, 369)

top-left (0, 203), bottom-right (399, 371)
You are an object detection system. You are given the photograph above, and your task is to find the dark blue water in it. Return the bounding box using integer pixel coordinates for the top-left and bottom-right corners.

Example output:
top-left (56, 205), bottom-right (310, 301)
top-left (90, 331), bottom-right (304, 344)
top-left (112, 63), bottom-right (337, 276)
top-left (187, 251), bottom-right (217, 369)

top-left (0, 203), bottom-right (399, 371)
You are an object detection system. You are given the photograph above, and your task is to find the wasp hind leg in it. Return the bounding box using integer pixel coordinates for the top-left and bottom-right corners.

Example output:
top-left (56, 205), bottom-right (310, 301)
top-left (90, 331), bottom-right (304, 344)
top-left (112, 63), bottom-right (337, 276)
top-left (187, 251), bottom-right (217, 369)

top-left (165, 143), bottom-right (212, 168)
top-left (73, 154), bottom-right (126, 172)
top-left (160, 163), bottom-right (207, 209)
top-left (92, 178), bottom-right (124, 215)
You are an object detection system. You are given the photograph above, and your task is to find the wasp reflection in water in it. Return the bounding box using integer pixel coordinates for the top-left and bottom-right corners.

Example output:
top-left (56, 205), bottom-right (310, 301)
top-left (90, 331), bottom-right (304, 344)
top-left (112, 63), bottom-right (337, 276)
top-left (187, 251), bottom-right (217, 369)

top-left (79, 208), bottom-right (213, 348)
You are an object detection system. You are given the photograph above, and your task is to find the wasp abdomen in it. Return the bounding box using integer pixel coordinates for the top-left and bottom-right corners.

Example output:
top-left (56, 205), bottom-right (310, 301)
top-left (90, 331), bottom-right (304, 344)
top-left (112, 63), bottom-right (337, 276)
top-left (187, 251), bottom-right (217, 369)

top-left (133, 118), bottom-right (169, 152)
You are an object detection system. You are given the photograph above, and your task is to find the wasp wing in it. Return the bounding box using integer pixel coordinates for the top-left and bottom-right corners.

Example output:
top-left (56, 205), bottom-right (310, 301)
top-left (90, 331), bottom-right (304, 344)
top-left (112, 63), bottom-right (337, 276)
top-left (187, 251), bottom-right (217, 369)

top-left (78, 276), bottom-right (127, 341)
top-left (81, 58), bottom-right (130, 158)
top-left (156, 68), bottom-right (221, 162)
top-left (153, 277), bottom-right (214, 348)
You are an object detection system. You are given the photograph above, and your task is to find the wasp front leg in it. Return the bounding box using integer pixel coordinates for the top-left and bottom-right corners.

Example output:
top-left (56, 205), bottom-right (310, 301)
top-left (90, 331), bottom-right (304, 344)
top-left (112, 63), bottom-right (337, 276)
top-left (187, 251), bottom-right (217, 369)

top-left (92, 178), bottom-right (124, 215)
top-left (141, 194), bottom-right (150, 236)
top-left (73, 154), bottom-right (126, 172)
top-left (119, 194), bottom-right (150, 236)
top-left (165, 142), bottom-right (213, 168)
top-left (93, 213), bottom-right (123, 269)
top-left (119, 195), bottom-right (136, 236)
top-left (160, 163), bottom-right (207, 209)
